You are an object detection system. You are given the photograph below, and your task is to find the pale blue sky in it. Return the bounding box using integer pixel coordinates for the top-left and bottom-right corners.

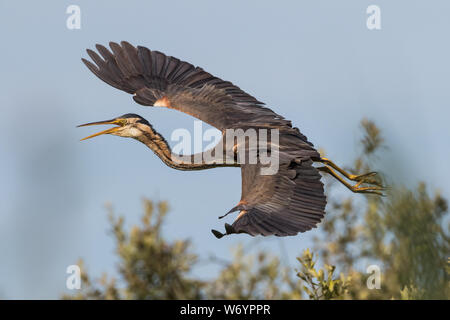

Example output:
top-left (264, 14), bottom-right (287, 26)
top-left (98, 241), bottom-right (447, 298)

top-left (0, 0), bottom-right (449, 298)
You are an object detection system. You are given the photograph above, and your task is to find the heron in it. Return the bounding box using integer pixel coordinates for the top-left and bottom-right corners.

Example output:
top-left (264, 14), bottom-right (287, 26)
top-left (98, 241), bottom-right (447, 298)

top-left (78, 41), bottom-right (383, 239)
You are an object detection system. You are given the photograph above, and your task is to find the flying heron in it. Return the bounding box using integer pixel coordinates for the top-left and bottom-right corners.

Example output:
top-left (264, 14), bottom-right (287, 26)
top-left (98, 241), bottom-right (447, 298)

top-left (79, 41), bottom-right (383, 239)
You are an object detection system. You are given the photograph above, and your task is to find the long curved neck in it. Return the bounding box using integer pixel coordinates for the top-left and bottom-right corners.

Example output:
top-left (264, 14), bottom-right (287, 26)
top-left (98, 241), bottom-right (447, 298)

top-left (135, 124), bottom-right (238, 171)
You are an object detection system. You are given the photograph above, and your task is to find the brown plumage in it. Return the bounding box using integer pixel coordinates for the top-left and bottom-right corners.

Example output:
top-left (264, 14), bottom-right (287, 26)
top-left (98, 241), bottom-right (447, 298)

top-left (79, 41), bottom-right (383, 238)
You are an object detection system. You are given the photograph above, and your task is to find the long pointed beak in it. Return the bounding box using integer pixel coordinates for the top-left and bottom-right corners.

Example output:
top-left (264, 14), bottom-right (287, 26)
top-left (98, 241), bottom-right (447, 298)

top-left (77, 119), bottom-right (122, 141)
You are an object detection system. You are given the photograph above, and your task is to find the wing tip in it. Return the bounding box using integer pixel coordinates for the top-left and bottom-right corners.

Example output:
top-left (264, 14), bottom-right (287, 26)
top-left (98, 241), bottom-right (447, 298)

top-left (211, 229), bottom-right (224, 239)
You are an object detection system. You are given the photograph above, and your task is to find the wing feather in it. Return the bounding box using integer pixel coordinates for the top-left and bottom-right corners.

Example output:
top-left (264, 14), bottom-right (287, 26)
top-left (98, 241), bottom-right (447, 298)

top-left (230, 159), bottom-right (327, 237)
top-left (82, 41), bottom-right (308, 134)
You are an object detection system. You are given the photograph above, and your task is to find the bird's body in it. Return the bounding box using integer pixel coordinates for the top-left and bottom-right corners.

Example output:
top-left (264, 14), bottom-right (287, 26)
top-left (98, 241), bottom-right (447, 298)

top-left (79, 41), bottom-right (383, 238)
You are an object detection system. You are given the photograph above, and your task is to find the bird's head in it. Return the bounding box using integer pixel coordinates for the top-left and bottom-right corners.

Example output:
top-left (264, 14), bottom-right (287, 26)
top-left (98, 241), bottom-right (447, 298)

top-left (78, 113), bottom-right (150, 141)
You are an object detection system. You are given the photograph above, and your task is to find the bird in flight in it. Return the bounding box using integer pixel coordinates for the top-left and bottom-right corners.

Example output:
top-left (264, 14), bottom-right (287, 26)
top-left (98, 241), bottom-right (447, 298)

top-left (79, 41), bottom-right (383, 238)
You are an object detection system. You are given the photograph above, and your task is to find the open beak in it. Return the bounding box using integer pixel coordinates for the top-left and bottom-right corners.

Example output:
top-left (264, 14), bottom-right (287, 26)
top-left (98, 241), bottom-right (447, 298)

top-left (77, 119), bottom-right (123, 141)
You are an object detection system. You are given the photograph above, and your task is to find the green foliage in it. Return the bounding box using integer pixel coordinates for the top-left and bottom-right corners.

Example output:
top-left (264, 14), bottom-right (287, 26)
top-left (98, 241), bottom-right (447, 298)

top-left (296, 249), bottom-right (350, 300)
top-left (64, 200), bottom-right (203, 299)
top-left (205, 245), bottom-right (300, 299)
top-left (315, 119), bottom-right (450, 299)
top-left (64, 199), bottom-right (349, 300)
top-left (65, 119), bottom-right (449, 300)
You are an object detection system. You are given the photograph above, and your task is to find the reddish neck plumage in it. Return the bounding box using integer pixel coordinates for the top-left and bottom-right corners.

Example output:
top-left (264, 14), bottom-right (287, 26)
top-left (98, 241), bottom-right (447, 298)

top-left (135, 124), bottom-right (238, 171)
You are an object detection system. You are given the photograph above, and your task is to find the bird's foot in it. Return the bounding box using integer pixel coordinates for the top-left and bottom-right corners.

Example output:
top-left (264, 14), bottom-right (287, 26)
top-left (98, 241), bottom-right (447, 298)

top-left (349, 171), bottom-right (377, 182)
top-left (350, 182), bottom-right (386, 196)
top-left (317, 160), bottom-right (386, 197)
top-left (350, 171), bottom-right (385, 187)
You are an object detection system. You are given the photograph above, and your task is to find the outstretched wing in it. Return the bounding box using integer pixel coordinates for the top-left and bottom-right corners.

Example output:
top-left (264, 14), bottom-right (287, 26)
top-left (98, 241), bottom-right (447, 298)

top-left (83, 41), bottom-right (327, 237)
top-left (82, 41), bottom-right (302, 136)
top-left (228, 159), bottom-right (326, 237)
